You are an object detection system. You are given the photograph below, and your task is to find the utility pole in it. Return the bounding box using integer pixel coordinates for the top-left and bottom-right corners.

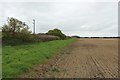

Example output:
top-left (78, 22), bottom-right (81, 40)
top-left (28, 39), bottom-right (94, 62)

top-left (33, 19), bottom-right (35, 34)
top-left (67, 33), bottom-right (69, 36)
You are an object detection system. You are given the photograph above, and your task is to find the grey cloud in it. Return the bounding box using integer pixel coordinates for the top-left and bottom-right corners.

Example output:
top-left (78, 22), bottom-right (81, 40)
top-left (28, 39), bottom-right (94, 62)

top-left (0, 2), bottom-right (118, 37)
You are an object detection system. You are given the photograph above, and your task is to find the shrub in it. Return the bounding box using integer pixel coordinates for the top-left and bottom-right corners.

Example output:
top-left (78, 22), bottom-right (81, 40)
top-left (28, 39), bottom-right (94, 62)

top-left (2, 17), bottom-right (39, 45)
top-left (46, 28), bottom-right (66, 39)
top-left (36, 34), bottom-right (60, 42)
top-left (2, 32), bottom-right (39, 45)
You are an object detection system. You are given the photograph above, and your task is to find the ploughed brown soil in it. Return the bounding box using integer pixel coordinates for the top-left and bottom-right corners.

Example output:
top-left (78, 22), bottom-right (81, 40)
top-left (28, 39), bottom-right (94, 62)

top-left (21, 38), bottom-right (118, 78)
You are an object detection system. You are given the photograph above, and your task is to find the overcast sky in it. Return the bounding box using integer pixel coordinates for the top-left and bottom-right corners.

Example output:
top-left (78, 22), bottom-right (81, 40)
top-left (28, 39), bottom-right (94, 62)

top-left (0, 1), bottom-right (118, 37)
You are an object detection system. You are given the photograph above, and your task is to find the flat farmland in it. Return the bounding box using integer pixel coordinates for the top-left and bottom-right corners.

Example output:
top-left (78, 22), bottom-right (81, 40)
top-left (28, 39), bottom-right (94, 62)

top-left (22, 38), bottom-right (118, 78)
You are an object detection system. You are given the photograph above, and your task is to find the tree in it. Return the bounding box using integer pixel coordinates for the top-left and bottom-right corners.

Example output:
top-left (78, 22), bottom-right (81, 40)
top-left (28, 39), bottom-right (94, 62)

top-left (2, 17), bottom-right (34, 45)
top-left (2, 17), bottom-right (30, 34)
top-left (46, 28), bottom-right (66, 39)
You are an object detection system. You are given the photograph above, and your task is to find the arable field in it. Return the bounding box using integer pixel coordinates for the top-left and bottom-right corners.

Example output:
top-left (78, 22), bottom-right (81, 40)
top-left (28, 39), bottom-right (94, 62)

top-left (2, 39), bottom-right (76, 78)
top-left (22, 38), bottom-right (118, 78)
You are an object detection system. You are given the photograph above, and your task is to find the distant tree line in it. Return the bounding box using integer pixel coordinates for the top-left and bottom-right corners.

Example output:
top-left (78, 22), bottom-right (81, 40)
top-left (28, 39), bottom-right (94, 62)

top-left (2, 17), bottom-right (67, 45)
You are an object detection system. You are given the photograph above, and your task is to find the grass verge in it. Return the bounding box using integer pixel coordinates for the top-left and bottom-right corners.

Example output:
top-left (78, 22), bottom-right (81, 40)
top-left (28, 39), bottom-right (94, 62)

top-left (2, 38), bottom-right (76, 78)
top-left (0, 44), bottom-right (2, 79)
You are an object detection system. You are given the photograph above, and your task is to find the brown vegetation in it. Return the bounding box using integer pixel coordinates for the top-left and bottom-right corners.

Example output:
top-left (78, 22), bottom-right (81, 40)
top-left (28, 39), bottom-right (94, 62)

top-left (36, 33), bottom-right (60, 42)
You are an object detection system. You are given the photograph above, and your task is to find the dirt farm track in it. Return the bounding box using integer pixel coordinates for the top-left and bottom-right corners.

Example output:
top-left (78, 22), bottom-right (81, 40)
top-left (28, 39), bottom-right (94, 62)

top-left (22, 38), bottom-right (119, 78)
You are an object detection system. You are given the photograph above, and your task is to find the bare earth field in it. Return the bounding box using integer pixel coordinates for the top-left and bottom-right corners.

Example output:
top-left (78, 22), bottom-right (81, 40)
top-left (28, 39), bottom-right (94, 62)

top-left (21, 38), bottom-right (118, 78)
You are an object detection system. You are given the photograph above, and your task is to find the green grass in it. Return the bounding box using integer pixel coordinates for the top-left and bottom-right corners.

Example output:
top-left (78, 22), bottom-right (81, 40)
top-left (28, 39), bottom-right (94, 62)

top-left (2, 38), bottom-right (76, 78)
top-left (0, 45), bottom-right (2, 79)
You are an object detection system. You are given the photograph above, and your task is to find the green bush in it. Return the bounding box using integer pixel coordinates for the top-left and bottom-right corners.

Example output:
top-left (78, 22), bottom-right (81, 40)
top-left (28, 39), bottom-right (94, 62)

top-left (2, 18), bottom-right (67, 45)
top-left (2, 17), bottom-right (40, 45)
top-left (2, 32), bottom-right (39, 45)
top-left (46, 28), bottom-right (66, 39)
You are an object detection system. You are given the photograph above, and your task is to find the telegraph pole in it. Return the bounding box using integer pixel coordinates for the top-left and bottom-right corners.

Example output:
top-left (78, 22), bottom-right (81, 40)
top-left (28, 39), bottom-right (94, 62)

top-left (33, 19), bottom-right (35, 34)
